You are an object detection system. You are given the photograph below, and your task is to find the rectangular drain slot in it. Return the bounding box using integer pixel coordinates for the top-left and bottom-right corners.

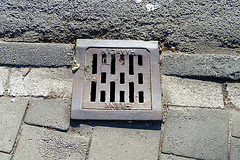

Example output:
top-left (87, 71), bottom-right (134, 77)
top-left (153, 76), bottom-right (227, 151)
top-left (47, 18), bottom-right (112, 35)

top-left (120, 73), bottom-right (125, 84)
top-left (138, 73), bottom-right (143, 84)
top-left (100, 91), bottom-right (106, 102)
top-left (110, 81), bottom-right (115, 102)
top-left (101, 72), bottom-right (106, 83)
top-left (120, 55), bottom-right (125, 65)
top-left (92, 54), bottom-right (97, 74)
top-left (102, 54), bottom-right (107, 64)
top-left (111, 55), bottom-right (115, 74)
top-left (129, 55), bottom-right (134, 75)
top-left (138, 55), bottom-right (143, 66)
top-left (120, 91), bottom-right (125, 102)
top-left (90, 81), bottom-right (97, 102)
top-left (129, 82), bottom-right (134, 103)
top-left (139, 91), bottom-right (144, 103)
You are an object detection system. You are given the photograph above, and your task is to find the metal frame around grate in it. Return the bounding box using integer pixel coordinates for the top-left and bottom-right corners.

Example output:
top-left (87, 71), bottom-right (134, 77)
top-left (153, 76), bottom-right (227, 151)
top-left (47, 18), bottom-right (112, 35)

top-left (71, 39), bottom-right (162, 120)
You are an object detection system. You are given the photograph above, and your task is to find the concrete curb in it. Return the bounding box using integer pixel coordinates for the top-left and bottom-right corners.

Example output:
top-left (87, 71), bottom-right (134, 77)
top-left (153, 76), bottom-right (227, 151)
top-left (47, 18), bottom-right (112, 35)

top-left (161, 51), bottom-right (240, 80)
top-left (0, 41), bottom-right (74, 67)
top-left (1, 41), bottom-right (239, 80)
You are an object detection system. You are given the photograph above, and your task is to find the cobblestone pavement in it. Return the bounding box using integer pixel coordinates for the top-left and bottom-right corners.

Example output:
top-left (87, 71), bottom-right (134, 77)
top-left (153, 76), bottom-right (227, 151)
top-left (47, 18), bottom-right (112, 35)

top-left (0, 42), bottom-right (239, 160)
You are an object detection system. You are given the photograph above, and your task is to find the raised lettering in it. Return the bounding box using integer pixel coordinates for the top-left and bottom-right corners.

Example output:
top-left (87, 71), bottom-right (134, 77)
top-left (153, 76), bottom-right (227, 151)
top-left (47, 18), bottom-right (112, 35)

top-left (101, 49), bottom-right (136, 55)
top-left (116, 49), bottom-right (121, 54)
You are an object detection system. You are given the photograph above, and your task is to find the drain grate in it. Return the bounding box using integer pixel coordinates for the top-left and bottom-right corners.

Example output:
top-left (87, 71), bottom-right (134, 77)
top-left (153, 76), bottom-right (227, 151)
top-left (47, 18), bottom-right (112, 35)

top-left (71, 39), bottom-right (162, 120)
top-left (83, 48), bottom-right (151, 110)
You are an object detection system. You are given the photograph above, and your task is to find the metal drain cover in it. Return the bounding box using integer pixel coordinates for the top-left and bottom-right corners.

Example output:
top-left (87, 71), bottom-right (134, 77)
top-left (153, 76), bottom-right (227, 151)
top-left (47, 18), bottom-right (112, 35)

top-left (71, 39), bottom-right (162, 120)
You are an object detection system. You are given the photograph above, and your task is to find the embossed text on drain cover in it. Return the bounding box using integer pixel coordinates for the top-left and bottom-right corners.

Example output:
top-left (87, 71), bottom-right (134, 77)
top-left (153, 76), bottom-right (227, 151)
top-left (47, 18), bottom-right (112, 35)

top-left (71, 39), bottom-right (162, 120)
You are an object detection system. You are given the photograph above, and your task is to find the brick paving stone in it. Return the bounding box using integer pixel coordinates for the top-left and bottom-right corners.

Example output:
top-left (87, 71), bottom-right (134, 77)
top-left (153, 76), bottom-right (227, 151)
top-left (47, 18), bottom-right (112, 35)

top-left (162, 75), bottom-right (224, 108)
top-left (88, 126), bottom-right (161, 160)
top-left (232, 112), bottom-right (240, 138)
top-left (0, 42), bottom-right (73, 67)
top-left (160, 153), bottom-right (195, 160)
top-left (161, 52), bottom-right (240, 80)
top-left (0, 97), bottom-right (28, 153)
top-left (0, 152), bottom-right (11, 160)
top-left (227, 83), bottom-right (240, 109)
top-left (0, 67), bottom-right (8, 95)
top-left (78, 124), bottom-right (94, 137)
top-left (12, 125), bottom-right (89, 160)
top-left (230, 137), bottom-right (240, 160)
top-left (162, 108), bottom-right (229, 160)
top-left (9, 67), bottom-right (73, 98)
top-left (24, 99), bottom-right (70, 131)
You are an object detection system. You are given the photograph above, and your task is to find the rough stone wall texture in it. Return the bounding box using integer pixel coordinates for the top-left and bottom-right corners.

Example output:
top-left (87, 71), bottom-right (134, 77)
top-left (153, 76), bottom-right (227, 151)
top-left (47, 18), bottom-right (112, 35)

top-left (0, 0), bottom-right (240, 53)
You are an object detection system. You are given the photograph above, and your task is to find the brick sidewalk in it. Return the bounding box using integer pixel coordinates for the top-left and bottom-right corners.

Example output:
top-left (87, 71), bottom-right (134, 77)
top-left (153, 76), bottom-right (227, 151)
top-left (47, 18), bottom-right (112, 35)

top-left (0, 42), bottom-right (240, 160)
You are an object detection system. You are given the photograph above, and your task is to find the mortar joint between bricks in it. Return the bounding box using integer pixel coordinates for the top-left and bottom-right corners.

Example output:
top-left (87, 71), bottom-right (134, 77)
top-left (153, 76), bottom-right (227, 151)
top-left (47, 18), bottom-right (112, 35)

top-left (84, 136), bottom-right (93, 160)
top-left (227, 112), bottom-right (234, 160)
top-left (9, 99), bottom-right (30, 157)
top-left (24, 123), bottom-right (69, 133)
top-left (222, 82), bottom-right (238, 110)
top-left (158, 102), bottom-right (168, 159)
top-left (3, 67), bottom-right (11, 96)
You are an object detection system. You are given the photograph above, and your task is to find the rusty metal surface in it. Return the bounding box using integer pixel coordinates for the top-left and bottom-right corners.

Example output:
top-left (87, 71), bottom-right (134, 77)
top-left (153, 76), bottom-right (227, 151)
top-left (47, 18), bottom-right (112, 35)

top-left (71, 39), bottom-right (162, 120)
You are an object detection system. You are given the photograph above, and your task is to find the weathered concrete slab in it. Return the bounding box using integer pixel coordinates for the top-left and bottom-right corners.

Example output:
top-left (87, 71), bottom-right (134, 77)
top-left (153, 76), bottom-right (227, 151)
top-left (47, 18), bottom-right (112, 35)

top-left (162, 107), bottom-right (229, 160)
top-left (0, 97), bottom-right (28, 153)
top-left (227, 83), bottom-right (240, 109)
top-left (9, 67), bottom-right (73, 98)
top-left (0, 152), bottom-right (11, 160)
top-left (0, 67), bottom-right (8, 95)
top-left (88, 126), bottom-right (161, 160)
top-left (232, 112), bottom-right (240, 138)
top-left (77, 124), bottom-right (94, 138)
top-left (12, 125), bottom-right (89, 160)
top-left (230, 137), bottom-right (240, 160)
top-left (162, 75), bottom-right (224, 108)
top-left (161, 52), bottom-right (240, 80)
top-left (24, 99), bottom-right (70, 131)
top-left (160, 153), bottom-right (195, 160)
top-left (0, 41), bottom-right (73, 67)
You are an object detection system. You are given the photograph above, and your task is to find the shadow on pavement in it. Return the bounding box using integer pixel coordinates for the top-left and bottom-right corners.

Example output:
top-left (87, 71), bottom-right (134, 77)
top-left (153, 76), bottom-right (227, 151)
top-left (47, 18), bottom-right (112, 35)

top-left (70, 120), bottom-right (162, 130)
